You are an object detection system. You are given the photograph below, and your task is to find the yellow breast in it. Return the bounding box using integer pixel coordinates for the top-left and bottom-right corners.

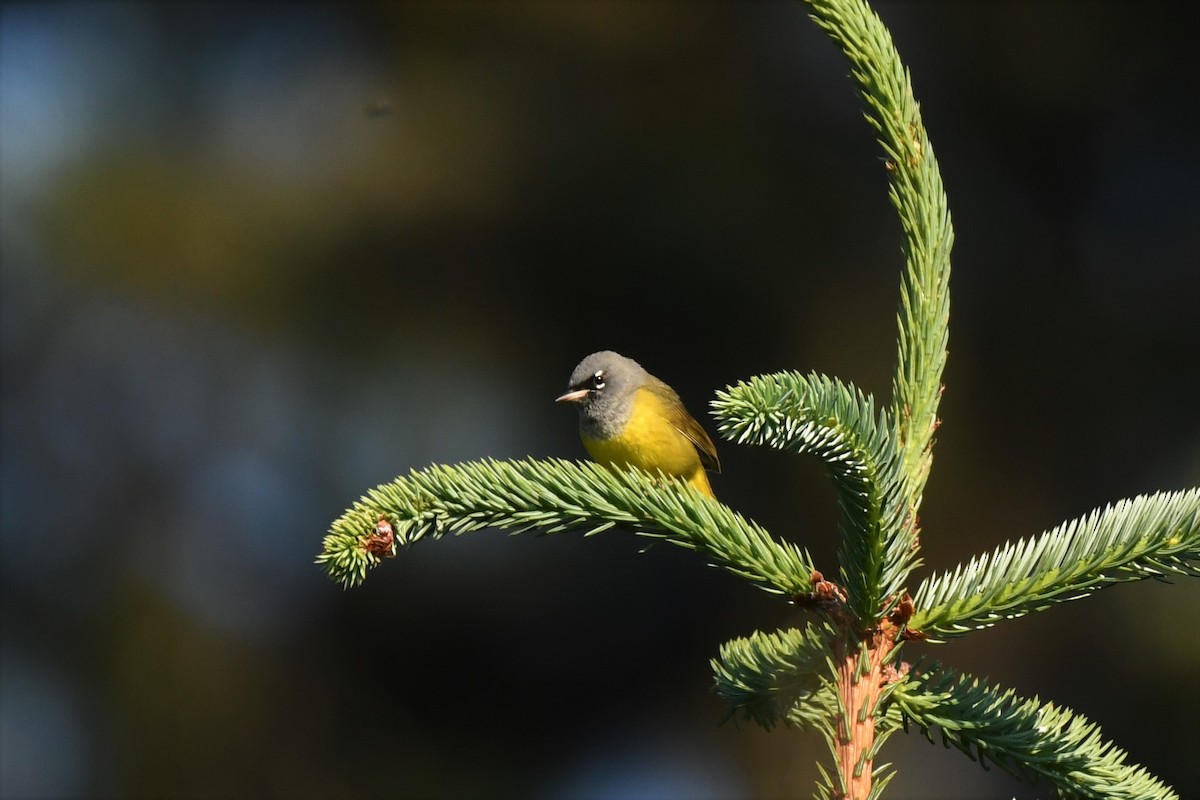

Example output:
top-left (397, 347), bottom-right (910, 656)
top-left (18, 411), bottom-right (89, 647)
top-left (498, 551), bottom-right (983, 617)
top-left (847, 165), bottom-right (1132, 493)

top-left (581, 388), bottom-right (713, 496)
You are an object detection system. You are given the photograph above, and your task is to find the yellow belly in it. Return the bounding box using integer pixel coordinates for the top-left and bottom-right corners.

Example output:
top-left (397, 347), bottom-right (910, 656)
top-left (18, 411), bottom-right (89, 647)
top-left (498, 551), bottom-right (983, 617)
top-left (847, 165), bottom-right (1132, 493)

top-left (581, 390), bottom-right (713, 496)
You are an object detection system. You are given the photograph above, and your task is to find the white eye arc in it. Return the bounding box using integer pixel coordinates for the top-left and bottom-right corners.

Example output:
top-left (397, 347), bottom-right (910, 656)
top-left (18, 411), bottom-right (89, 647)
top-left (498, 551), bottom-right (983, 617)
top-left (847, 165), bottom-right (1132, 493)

top-left (592, 370), bottom-right (606, 389)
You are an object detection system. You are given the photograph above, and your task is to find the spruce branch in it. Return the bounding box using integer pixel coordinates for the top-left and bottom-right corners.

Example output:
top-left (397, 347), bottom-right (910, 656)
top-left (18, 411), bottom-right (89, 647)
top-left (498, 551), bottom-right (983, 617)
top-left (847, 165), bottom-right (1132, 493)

top-left (890, 666), bottom-right (1179, 799)
top-left (910, 488), bottom-right (1200, 640)
top-left (714, 624), bottom-right (907, 800)
top-left (803, 0), bottom-right (954, 512)
top-left (712, 372), bottom-right (917, 623)
top-left (712, 624), bottom-right (840, 732)
top-left (318, 457), bottom-right (816, 594)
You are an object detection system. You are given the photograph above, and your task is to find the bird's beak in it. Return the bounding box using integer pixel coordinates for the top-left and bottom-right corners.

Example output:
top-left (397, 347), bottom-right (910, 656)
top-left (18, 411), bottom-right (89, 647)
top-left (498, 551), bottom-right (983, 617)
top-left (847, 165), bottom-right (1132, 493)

top-left (556, 388), bottom-right (590, 404)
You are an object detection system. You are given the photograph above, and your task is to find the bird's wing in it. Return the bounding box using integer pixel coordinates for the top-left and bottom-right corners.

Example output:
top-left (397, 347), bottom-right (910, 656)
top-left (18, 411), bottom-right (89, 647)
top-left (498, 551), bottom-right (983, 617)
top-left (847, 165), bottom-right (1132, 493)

top-left (648, 379), bottom-right (721, 473)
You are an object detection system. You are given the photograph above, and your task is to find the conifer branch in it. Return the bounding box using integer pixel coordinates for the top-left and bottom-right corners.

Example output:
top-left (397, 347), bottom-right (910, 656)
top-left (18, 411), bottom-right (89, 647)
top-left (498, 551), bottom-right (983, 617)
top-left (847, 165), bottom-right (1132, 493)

top-left (910, 488), bottom-right (1200, 640)
top-left (803, 0), bottom-right (954, 512)
top-left (713, 372), bottom-right (917, 622)
top-left (715, 623), bottom-right (909, 800)
top-left (712, 625), bottom-right (840, 732)
top-left (318, 457), bottom-right (816, 594)
top-left (890, 666), bottom-right (1179, 799)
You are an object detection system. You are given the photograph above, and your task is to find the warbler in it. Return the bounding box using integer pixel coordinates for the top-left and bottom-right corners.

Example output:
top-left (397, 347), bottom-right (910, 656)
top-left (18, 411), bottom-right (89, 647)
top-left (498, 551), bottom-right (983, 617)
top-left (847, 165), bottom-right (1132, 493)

top-left (556, 351), bottom-right (719, 497)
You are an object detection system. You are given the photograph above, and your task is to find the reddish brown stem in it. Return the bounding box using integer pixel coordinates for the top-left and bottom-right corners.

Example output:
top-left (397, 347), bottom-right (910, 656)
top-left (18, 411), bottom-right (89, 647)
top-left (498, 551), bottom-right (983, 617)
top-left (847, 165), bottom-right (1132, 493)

top-left (833, 624), bottom-right (894, 800)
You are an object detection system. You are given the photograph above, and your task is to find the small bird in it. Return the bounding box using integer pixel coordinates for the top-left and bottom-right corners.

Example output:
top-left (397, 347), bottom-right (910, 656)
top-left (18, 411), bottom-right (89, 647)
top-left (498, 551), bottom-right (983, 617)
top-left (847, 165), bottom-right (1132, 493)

top-left (556, 351), bottom-right (720, 497)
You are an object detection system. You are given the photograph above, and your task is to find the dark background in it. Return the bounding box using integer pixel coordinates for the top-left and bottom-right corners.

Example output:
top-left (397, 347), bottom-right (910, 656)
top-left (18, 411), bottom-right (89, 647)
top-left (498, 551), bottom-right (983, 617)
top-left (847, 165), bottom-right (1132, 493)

top-left (2, 2), bottom-right (1197, 798)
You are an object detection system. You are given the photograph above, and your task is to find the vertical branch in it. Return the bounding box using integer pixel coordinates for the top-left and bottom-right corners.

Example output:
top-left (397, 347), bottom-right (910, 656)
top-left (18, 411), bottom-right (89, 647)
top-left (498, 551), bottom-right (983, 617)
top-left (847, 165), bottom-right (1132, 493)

top-left (832, 626), bottom-right (895, 800)
top-left (834, 642), bottom-right (878, 799)
top-left (800, 1), bottom-right (953, 795)
top-left (802, 0), bottom-right (955, 514)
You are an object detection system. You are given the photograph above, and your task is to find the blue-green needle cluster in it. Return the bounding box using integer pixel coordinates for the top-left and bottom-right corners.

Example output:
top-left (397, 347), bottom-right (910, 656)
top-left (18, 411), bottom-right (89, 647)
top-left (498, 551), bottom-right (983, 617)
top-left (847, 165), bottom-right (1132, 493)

top-left (712, 372), bottom-right (917, 624)
top-left (318, 457), bottom-right (815, 595)
top-left (890, 666), bottom-right (1180, 799)
top-left (912, 488), bottom-right (1200, 640)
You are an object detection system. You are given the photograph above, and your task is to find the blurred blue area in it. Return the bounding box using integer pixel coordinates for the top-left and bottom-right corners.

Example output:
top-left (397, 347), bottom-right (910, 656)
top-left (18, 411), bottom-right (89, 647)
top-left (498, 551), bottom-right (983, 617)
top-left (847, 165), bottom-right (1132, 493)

top-left (1, 2), bottom-right (1197, 798)
top-left (538, 724), bottom-right (743, 800)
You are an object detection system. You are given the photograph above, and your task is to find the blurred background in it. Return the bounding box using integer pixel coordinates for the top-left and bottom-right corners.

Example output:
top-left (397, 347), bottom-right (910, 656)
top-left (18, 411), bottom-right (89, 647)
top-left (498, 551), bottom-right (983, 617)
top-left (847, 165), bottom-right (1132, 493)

top-left (2, 2), bottom-right (1197, 798)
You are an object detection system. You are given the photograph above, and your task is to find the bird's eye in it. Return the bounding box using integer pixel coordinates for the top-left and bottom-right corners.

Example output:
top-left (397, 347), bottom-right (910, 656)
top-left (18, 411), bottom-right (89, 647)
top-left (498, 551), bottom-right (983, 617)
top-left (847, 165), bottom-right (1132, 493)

top-left (591, 370), bottom-right (606, 389)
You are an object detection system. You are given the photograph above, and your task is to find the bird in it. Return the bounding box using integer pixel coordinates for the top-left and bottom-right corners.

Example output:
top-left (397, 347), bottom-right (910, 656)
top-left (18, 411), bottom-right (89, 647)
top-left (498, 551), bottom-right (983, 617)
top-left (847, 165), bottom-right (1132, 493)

top-left (556, 351), bottom-right (719, 497)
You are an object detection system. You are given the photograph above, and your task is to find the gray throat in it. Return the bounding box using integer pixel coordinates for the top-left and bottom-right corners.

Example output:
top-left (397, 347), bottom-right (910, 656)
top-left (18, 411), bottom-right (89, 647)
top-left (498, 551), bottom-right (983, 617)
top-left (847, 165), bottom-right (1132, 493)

top-left (579, 389), bottom-right (634, 441)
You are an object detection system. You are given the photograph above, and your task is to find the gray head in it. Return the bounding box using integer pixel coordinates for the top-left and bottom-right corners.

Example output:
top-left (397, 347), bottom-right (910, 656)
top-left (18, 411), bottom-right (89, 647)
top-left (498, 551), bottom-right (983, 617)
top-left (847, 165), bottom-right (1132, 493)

top-left (555, 350), bottom-right (648, 438)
